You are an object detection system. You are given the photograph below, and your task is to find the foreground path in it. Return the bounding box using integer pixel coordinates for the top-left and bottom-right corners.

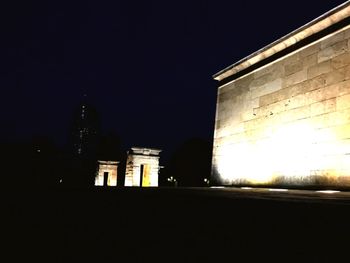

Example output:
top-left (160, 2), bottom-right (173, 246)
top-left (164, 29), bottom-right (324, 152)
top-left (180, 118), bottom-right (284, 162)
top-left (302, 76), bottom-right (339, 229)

top-left (6, 187), bottom-right (350, 262)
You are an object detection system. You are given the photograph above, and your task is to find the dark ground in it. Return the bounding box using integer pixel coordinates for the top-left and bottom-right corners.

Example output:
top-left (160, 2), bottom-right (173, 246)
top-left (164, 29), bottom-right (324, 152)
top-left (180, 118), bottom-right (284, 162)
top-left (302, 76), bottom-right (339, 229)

top-left (6, 187), bottom-right (350, 262)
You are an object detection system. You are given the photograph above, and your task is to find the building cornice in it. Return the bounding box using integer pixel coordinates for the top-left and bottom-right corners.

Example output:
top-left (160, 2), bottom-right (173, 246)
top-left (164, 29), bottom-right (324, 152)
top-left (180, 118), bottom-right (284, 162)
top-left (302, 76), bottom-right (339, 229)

top-left (213, 1), bottom-right (350, 82)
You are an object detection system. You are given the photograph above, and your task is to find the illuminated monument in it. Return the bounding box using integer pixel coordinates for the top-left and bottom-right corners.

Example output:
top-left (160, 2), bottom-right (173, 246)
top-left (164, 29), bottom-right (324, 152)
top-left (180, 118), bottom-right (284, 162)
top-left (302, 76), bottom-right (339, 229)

top-left (95, 160), bottom-right (119, 186)
top-left (124, 147), bottom-right (161, 187)
top-left (212, 2), bottom-right (350, 187)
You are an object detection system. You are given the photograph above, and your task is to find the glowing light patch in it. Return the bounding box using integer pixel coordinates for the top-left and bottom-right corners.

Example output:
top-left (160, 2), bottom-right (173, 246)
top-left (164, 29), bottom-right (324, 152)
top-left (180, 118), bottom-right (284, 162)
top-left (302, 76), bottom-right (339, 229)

top-left (210, 186), bottom-right (225, 189)
top-left (241, 187), bottom-right (253, 189)
top-left (316, 190), bottom-right (340, 194)
top-left (214, 120), bottom-right (348, 185)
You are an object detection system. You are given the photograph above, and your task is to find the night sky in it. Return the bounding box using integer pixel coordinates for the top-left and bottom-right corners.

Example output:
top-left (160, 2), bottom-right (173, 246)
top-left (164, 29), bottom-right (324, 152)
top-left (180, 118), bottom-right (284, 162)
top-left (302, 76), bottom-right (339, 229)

top-left (1, 0), bottom-right (347, 158)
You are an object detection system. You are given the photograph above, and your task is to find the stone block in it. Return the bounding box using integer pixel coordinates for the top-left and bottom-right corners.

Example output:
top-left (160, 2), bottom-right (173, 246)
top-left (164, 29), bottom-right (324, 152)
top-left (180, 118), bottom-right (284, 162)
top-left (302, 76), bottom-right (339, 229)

top-left (307, 60), bottom-right (332, 79)
top-left (250, 74), bottom-right (270, 89)
top-left (337, 93), bottom-right (350, 110)
top-left (320, 31), bottom-right (344, 49)
top-left (344, 27), bottom-right (350, 39)
top-left (253, 64), bottom-right (276, 79)
top-left (259, 93), bottom-right (274, 107)
top-left (276, 87), bottom-right (291, 101)
top-left (309, 75), bottom-right (326, 91)
top-left (310, 101), bottom-right (326, 116)
top-left (234, 74), bottom-right (254, 90)
top-left (336, 35), bottom-right (349, 53)
top-left (244, 97), bottom-right (259, 109)
top-left (287, 81), bottom-right (311, 98)
top-left (271, 100), bottom-right (288, 114)
top-left (323, 69), bottom-right (345, 86)
top-left (307, 88), bottom-right (326, 104)
top-left (285, 60), bottom-right (303, 76)
top-left (259, 86), bottom-right (293, 107)
top-left (331, 51), bottom-right (350, 69)
top-left (339, 64), bottom-right (350, 80)
top-left (317, 47), bottom-right (334, 63)
top-left (218, 90), bottom-right (233, 103)
top-left (318, 39), bottom-right (348, 63)
top-left (250, 65), bottom-right (283, 89)
top-left (251, 78), bottom-right (283, 99)
top-left (284, 69), bottom-right (308, 88)
top-left (281, 105), bottom-right (310, 122)
top-left (324, 82), bottom-right (340, 100)
top-left (299, 43), bottom-right (320, 58)
top-left (302, 53), bottom-right (318, 68)
top-left (218, 82), bottom-right (235, 95)
top-left (256, 101), bottom-right (276, 117)
top-left (338, 79), bottom-right (350, 95)
top-left (286, 93), bottom-right (307, 110)
top-left (325, 98), bottom-right (337, 113)
top-left (241, 110), bottom-right (255, 122)
top-left (282, 53), bottom-right (300, 66)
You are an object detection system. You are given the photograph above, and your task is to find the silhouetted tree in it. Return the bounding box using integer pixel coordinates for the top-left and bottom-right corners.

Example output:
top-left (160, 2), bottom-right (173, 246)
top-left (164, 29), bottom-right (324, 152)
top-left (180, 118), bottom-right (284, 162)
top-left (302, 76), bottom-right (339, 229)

top-left (29, 136), bottom-right (61, 187)
top-left (161, 138), bottom-right (212, 187)
top-left (1, 136), bottom-right (62, 188)
top-left (96, 132), bottom-right (122, 161)
top-left (1, 141), bottom-right (32, 188)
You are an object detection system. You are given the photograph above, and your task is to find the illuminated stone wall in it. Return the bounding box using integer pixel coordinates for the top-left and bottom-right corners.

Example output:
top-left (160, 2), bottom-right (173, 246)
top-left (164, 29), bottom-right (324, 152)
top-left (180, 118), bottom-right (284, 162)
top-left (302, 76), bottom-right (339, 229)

top-left (212, 22), bottom-right (350, 187)
top-left (95, 160), bottom-right (118, 186)
top-left (124, 147), bottom-right (161, 187)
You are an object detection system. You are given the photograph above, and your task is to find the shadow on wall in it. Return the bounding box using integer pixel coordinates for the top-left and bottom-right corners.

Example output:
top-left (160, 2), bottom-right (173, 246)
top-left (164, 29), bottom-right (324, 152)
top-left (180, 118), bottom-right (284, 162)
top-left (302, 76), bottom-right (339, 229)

top-left (210, 165), bottom-right (223, 186)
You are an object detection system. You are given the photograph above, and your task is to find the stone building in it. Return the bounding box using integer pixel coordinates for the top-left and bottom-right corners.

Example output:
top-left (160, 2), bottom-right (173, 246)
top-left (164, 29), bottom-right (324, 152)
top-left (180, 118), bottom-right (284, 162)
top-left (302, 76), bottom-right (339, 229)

top-left (95, 160), bottom-right (119, 186)
top-left (124, 147), bottom-right (161, 187)
top-left (212, 2), bottom-right (350, 187)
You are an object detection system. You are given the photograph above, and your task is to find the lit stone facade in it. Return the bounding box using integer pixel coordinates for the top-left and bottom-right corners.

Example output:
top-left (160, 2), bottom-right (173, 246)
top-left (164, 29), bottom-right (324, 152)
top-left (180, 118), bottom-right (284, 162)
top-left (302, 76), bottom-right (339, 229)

top-left (124, 147), bottom-right (161, 187)
top-left (212, 2), bottom-right (350, 187)
top-left (95, 160), bottom-right (119, 186)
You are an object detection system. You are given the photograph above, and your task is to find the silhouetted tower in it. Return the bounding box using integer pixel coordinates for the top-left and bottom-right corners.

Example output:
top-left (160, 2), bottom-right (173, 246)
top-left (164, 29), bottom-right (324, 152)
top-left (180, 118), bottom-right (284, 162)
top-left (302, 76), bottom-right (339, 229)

top-left (66, 94), bottom-right (100, 187)
top-left (70, 94), bottom-right (100, 158)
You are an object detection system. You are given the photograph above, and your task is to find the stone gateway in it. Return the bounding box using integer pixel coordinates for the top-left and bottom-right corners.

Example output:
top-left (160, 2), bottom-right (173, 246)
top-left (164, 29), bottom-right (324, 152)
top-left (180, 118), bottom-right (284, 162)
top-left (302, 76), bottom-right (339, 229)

top-left (124, 147), bottom-right (161, 187)
top-left (95, 160), bottom-right (119, 186)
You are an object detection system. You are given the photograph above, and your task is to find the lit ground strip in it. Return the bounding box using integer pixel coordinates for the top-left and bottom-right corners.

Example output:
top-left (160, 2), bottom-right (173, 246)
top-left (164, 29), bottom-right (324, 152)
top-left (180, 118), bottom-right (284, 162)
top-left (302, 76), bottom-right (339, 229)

top-left (210, 186), bottom-right (225, 188)
top-left (316, 190), bottom-right (340, 194)
top-left (268, 188), bottom-right (289, 192)
top-left (241, 187), bottom-right (253, 190)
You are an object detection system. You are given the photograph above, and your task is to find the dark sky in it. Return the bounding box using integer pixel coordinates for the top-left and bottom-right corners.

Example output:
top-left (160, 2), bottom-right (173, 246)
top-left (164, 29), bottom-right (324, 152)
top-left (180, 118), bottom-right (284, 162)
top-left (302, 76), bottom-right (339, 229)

top-left (0, 0), bottom-right (347, 156)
